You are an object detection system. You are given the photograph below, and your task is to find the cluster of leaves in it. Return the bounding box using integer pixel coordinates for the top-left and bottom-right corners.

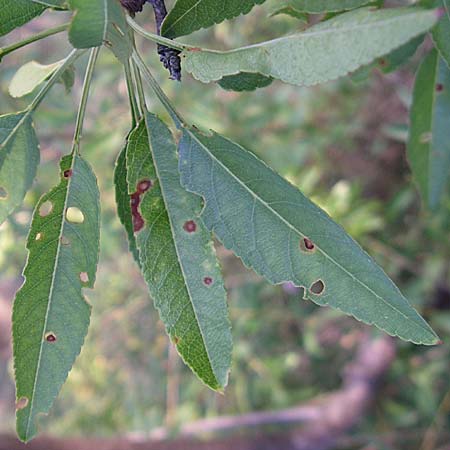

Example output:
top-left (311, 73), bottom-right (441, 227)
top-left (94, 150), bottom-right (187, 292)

top-left (0, 0), bottom-right (449, 442)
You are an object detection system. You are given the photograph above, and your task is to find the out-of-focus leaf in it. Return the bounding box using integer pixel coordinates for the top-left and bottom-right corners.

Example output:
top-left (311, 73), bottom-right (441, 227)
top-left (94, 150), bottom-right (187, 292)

top-left (407, 49), bottom-right (450, 210)
top-left (0, 0), bottom-right (46, 37)
top-left (0, 112), bottom-right (40, 224)
top-left (9, 61), bottom-right (62, 98)
top-left (126, 115), bottom-right (232, 390)
top-left (13, 154), bottom-right (100, 442)
top-left (432, 6), bottom-right (450, 68)
top-left (218, 72), bottom-right (273, 91)
top-left (183, 7), bottom-right (438, 87)
top-left (162, 0), bottom-right (266, 38)
top-left (178, 126), bottom-right (439, 345)
top-left (69, 0), bottom-right (132, 62)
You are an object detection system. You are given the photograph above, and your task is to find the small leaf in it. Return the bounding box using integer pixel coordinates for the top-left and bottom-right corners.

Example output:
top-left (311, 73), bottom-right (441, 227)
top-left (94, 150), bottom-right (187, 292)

top-left (270, 0), bottom-right (373, 14)
top-left (178, 127), bottom-right (439, 345)
top-left (0, 112), bottom-right (40, 224)
top-left (114, 136), bottom-right (140, 265)
top-left (13, 153), bottom-right (100, 442)
top-left (162, 0), bottom-right (266, 38)
top-left (69, 0), bottom-right (132, 62)
top-left (407, 49), bottom-right (450, 210)
top-left (218, 72), bottom-right (273, 92)
top-left (9, 61), bottom-right (62, 98)
top-left (183, 7), bottom-right (439, 87)
top-left (126, 115), bottom-right (232, 390)
top-left (0, 0), bottom-right (46, 37)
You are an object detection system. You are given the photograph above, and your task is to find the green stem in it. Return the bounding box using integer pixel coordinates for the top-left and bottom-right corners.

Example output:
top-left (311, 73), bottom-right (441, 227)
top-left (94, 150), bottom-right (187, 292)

top-left (124, 60), bottom-right (140, 127)
top-left (73, 48), bottom-right (100, 151)
top-left (132, 58), bottom-right (147, 114)
top-left (127, 17), bottom-right (193, 52)
top-left (132, 51), bottom-right (185, 129)
top-left (0, 23), bottom-right (69, 60)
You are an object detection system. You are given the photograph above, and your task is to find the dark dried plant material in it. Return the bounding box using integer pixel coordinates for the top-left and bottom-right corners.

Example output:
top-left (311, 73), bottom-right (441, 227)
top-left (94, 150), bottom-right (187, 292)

top-left (120, 0), bottom-right (146, 15)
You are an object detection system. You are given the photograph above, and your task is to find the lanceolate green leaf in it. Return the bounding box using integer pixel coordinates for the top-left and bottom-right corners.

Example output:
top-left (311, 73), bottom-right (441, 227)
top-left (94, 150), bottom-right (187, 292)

top-left (162, 0), bottom-right (266, 38)
top-left (0, 0), bottom-right (46, 37)
top-left (270, 0), bottom-right (372, 14)
top-left (408, 49), bottom-right (450, 210)
top-left (432, 2), bottom-right (450, 69)
top-left (13, 154), bottom-right (100, 442)
top-left (69, 0), bottom-right (132, 62)
top-left (114, 140), bottom-right (140, 265)
top-left (218, 72), bottom-right (273, 92)
top-left (178, 127), bottom-right (439, 345)
top-left (183, 7), bottom-right (439, 86)
top-left (126, 116), bottom-right (231, 390)
top-left (0, 112), bottom-right (40, 224)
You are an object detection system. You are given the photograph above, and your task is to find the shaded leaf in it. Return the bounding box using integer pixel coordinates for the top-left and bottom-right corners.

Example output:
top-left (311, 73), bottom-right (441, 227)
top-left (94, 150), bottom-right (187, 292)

top-left (126, 116), bottom-right (231, 390)
top-left (178, 127), bottom-right (439, 345)
top-left (0, 0), bottom-right (46, 37)
top-left (183, 7), bottom-right (439, 86)
top-left (162, 0), bottom-right (266, 38)
top-left (13, 153), bottom-right (100, 442)
top-left (69, 0), bottom-right (132, 62)
top-left (0, 112), bottom-right (40, 224)
top-left (407, 49), bottom-right (450, 210)
top-left (9, 61), bottom-right (62, 98)
top-left (218, 72), bottom-right (273, 92)
top-left (269, 0), bottom-right (372, 14)
top-left (432, 4), bottom-right (450, 68)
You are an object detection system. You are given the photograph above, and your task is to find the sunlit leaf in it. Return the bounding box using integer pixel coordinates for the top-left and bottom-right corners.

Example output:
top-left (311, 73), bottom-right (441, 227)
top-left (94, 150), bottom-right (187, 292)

top-left (0, 112), bottom-right (40, 224)
top-left (13, 153), bottom-right (100, 442)
top-left (183, 7), bottom-right (439, 86)
top-left (0, 0), bottom-right (46, 37)
top-left (407, 49), bottom-right (450, 210)
top-left (126, 115), bottom-right (232, 390)
top-left (162, 0), bottom-right (266, 38)
top-left (178, 126), bottom-right (439, 345)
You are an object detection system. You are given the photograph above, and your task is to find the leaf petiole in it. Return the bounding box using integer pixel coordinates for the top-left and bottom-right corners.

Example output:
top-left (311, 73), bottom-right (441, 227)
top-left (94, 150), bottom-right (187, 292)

top-left (72, 48), bottom-right (100, 151)
top-left (0, 23), bottom-right (70, 61)
top-left (124, 60), bottom-right (141, 126)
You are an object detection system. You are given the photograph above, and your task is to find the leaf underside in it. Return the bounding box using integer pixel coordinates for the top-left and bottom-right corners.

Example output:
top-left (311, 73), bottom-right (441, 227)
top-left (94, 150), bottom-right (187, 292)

top-left (13, 154), bottom-right (100, 442)
top-left (178, 127), bottom-right (439, 345)
top-left (162, 0), bottom-right (267, 38)
top-left (407, 48), bottom-right (450, 210)
top-left (183, 7), bottom-right (438, 87)
top-left (125, 115), bottom-right (232, 390)
top-left (0, 112), bottom-right (40, 224)
top-left (69, 0), bottom-right (132, 62)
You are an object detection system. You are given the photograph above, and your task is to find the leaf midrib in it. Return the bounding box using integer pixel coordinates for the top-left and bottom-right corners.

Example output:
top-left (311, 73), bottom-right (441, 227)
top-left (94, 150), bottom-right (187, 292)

top-left (187, 130), bottom-right (433, 339)
top-left (163, 0), bottom-right (203, 35)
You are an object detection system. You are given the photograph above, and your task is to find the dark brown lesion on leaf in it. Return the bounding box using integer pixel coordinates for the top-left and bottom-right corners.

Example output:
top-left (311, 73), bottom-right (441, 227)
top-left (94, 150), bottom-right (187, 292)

top-left (300, 237), bottom-right (315, 253)
top-left (309, 280), bottom-right (325, 295)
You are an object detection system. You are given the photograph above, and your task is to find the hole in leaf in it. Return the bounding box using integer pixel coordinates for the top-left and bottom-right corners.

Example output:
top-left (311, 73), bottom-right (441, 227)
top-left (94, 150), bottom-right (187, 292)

top-left (35, 232), bottom-right (43, 241)
top-left (436, 83), bottom-right (444, 92)
top-left (15, 397), bottom-right (29, 410)
top-left (137, 179), bottom-right (153, 193)
top-left (203, 277), bottom-right (213, 286)
top-left (80, 272), bottom-right (89, 283)
top-left (420, 132), bottom-right (432, 144)
top-left (66, 207), bottom-right (84, 224)
top-left (39, 201), bottom-right (53, 217)
top-left (60, 235), bottom-right (70, 245)
top-left (300, 237), bottom-right (315, 252)
top-left (63, 169), bottom-right (73, 178)
top-left (309, 280), bottom-right (325, 295)
top-left (45, 332), bottom-right (57, 343)
top-left (183, 220), bottom-right (197, 233)
top-left (0, 187), bottom-right (7, 200)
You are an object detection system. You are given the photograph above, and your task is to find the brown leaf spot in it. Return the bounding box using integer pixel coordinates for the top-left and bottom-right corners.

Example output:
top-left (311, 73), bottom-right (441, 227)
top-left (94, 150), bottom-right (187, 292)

top-left (436, 83), bottom-right (444, 92)
top-left (172, 336), bottom-right (180, 345)
top-left (39, 200), bottom-right (53, 217)
top-left (309, 280), bottom-right (325, 295)
top-left (63, 169), bottom-right (73, 178)
top-left (45, 332), bottom-right (57, 343)
top-left (203, 277), bottom-right (213, 286)
top-left (137, 179), bottom-right (153, 194)
top-left (300, 237), bottom-right (315, 252)
top-left (16, 397), bottom-right (29, 410)
top-left (183, 220), bottom-right (197, 233)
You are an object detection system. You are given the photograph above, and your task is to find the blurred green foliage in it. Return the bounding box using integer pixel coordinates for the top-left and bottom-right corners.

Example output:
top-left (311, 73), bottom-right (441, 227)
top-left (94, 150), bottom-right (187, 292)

top-left (0, 3), bottom-right (449, 449)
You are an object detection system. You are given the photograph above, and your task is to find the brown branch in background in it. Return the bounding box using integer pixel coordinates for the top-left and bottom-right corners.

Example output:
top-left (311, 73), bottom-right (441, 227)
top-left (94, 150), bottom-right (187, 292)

top-left (0, 336), bottom-right (398, 450)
